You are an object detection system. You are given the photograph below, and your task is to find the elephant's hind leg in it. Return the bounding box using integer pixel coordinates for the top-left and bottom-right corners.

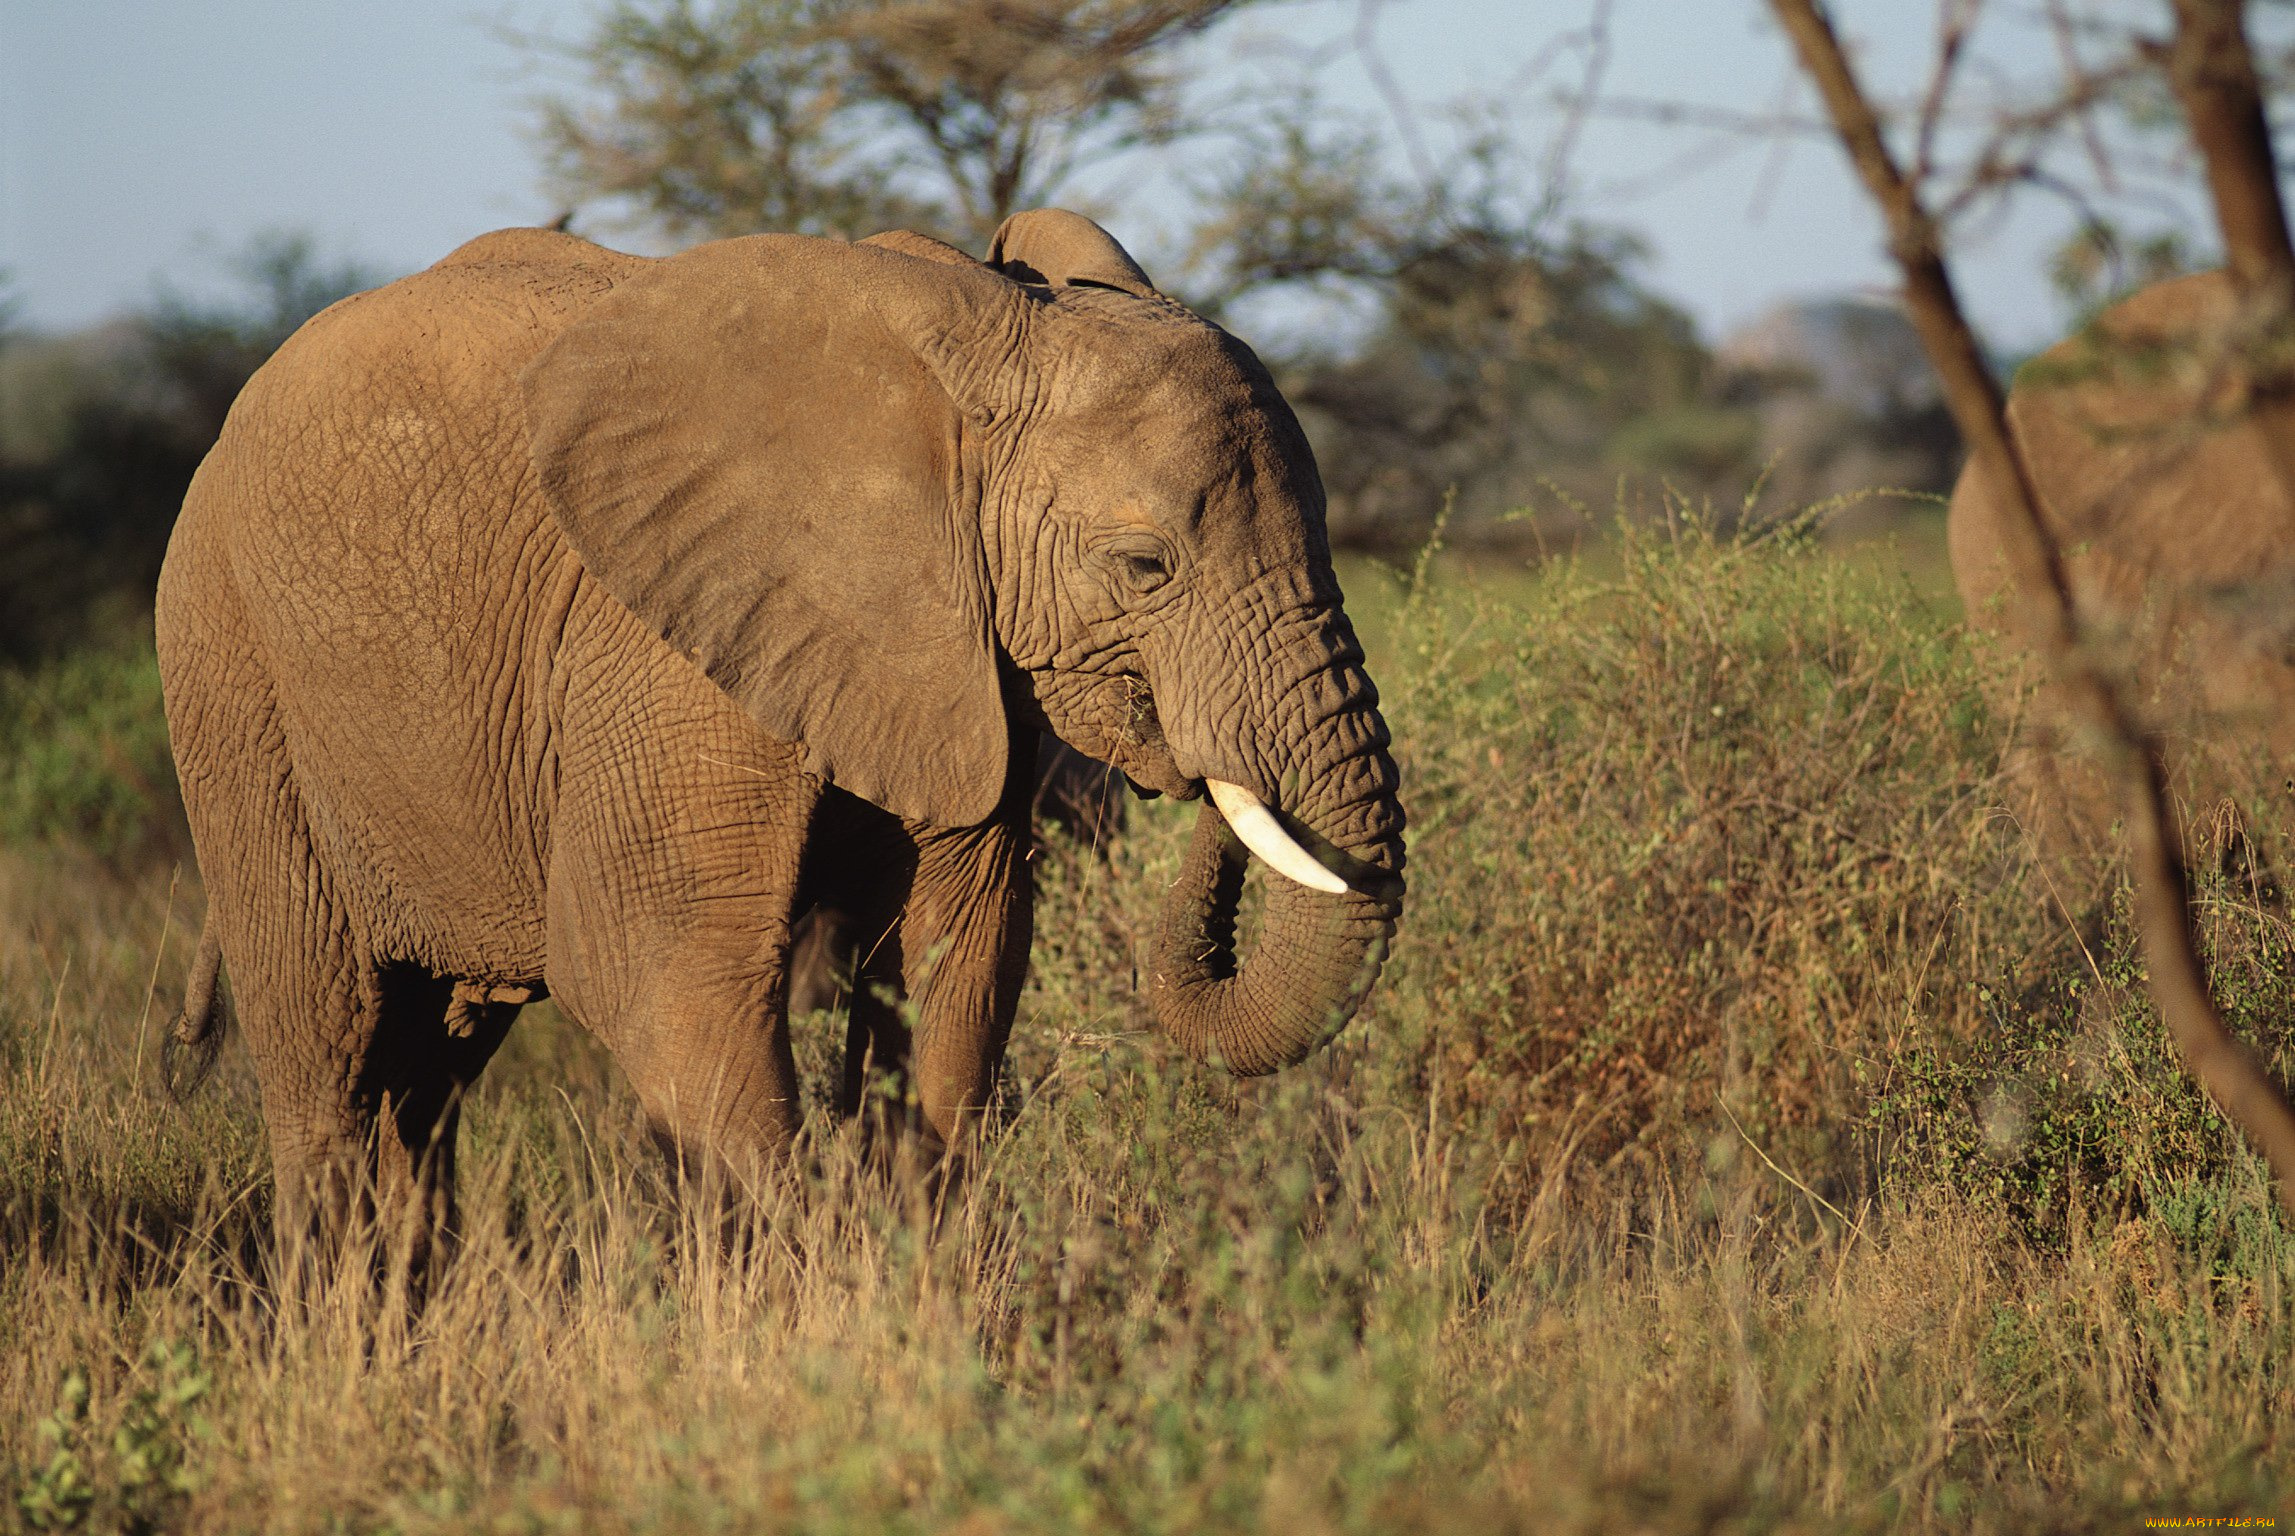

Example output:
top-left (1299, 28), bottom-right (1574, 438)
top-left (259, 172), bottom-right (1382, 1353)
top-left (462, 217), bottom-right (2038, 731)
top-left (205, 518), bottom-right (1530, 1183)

top-left (227, 934), bottom-right (510, 1287)
top-left (793, 789), bottom-right (922, 1124)
top-left (162, 579), bottom-right (397, 1277)
top-left (187, 822), bottom-right (388, 1279)
top-left (789, 904), bottom-right (913, 1121)
top-left (173, 663), bottom-right (505, 1283)
top-left (163, 495), bottom-right (520, 1295)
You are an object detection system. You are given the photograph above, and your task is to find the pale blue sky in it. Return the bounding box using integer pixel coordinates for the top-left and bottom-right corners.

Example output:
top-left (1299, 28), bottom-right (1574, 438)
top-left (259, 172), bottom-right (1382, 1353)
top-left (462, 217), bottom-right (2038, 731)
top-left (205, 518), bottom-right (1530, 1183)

top-left (0, 0), bottom-right (2209, 349)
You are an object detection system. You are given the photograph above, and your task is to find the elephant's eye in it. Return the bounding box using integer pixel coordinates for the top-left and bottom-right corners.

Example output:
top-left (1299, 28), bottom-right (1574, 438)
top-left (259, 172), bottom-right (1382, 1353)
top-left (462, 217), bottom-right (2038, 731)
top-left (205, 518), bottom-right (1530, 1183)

top-left (1101, 540), bottom-right (1173, 598)
top-left (1121, 552), bottom-right (1169, 587)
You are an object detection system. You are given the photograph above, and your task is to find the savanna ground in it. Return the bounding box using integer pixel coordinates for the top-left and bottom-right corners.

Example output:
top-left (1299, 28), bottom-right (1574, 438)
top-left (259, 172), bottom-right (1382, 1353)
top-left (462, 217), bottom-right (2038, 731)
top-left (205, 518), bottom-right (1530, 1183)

top-left (4, 506), bottom-right (2293, 1533)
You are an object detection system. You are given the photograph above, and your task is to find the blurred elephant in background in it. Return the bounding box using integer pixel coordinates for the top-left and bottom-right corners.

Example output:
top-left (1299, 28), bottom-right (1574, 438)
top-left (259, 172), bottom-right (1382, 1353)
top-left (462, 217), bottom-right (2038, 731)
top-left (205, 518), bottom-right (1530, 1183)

top-left (1948, 270), bottom-right (2295, 822)
top-left (156, 208), bottom-right (1405, 1263)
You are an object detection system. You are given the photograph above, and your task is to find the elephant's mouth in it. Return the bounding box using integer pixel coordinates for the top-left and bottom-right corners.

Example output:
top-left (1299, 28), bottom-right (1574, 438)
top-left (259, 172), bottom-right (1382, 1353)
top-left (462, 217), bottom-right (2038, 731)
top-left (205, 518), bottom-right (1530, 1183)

top-left (1031, 669), bottom-right (1388, 898)
top-left (1096, 676), bottom-right (1198, 801)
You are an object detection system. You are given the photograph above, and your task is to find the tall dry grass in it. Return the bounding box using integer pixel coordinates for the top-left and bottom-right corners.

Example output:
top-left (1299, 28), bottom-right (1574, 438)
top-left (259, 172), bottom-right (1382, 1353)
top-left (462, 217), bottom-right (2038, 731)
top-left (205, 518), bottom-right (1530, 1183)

top-left (3, 517), bottom-right (2292, 1532)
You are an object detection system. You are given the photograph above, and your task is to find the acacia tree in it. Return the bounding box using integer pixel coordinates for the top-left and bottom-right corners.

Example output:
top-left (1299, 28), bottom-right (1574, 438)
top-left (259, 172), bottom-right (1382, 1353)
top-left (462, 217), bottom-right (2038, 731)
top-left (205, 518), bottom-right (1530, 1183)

top-left (1770, 0), bottom-right (2295, 1214)
top-left (537, 0), bottom-right (1253, 247)
top-left (1174, 11), bottom-right (1744, 546)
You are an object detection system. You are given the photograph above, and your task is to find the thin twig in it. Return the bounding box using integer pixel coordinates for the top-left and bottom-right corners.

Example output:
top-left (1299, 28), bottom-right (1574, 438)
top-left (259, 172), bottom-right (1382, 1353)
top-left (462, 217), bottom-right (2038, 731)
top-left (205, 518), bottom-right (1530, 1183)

top-left (1537, 0), bottom-right (1615, 225)
top-left (1350, 0), bottom-right (1435, 188)
top-left (1720, 1099), bottom-right (1866, 1244)
top-left (1913, 0), bottom-right (1981, 183)
top-left (2045, 0), bottom-right (2119, 194)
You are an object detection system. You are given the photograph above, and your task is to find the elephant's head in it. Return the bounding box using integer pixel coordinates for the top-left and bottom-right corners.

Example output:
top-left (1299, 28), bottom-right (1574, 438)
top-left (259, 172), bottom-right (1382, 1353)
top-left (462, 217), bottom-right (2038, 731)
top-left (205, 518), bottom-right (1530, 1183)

top-left (521, 209), bottom-right (1404, 1074)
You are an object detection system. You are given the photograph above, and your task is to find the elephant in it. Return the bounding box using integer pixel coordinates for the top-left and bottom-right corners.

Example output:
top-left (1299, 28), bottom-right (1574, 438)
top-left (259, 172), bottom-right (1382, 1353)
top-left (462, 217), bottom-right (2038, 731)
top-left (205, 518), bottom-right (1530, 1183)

top-left (155, 209), bottom-right (1406, 1262)
top-left (1948, 269), bottom-right (2295, 823)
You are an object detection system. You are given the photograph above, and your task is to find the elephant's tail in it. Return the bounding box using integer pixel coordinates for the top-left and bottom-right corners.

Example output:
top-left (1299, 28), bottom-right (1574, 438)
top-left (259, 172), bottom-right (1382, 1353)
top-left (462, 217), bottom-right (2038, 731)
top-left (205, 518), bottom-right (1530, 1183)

top-left (161, 919), bottom-right (225, 1101)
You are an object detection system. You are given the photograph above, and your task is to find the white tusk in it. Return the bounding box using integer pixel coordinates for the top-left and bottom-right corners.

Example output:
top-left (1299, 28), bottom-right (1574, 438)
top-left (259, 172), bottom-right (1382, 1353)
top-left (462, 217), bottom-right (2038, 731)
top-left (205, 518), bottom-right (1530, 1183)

top-left (1206, 779), bottom-right (1350, 895)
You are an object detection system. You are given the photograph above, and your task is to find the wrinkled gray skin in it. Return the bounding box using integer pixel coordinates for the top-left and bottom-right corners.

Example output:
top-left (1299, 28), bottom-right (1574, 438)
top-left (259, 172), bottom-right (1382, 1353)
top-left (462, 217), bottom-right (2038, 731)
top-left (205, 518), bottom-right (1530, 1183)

top-left (1950, 270), bottom-right (2295, 762)
top-left (156, 210), bottom-right (1405, 1264)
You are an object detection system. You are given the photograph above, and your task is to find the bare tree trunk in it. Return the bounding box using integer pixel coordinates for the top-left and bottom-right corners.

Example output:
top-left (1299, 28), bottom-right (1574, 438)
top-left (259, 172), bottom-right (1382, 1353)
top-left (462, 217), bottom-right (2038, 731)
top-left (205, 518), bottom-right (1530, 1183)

top-left (2168, 0), bottom-right (2295, 301)
top-left (1769, 0), bottom-right (2295, 1218)
top-left (2165, 0), bottom-right (2295, 499)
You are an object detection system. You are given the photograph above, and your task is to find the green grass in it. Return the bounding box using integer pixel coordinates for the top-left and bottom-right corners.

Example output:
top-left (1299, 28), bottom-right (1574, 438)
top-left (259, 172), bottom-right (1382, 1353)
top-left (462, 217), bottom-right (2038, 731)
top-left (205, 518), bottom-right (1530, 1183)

top-left (4, 518), bottom-right (2293, 1532)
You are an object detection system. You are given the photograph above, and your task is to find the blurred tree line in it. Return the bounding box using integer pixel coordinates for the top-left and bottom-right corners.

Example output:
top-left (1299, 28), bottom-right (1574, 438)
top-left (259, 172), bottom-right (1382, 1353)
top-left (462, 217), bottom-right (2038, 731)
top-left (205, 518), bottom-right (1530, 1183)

top-left (0, 237), bottom-right (377, 664)
top-left (0, 239), bottom-right (373, 856)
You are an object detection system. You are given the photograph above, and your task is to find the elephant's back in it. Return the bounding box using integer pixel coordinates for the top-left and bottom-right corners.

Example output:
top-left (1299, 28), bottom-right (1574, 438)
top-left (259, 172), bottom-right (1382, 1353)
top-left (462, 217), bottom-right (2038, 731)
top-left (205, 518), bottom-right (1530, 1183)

top-left (165, 230), bottom-right (652, 979)
top-left (226, 226), bottom-right (645, 435)
top-left (1951, 269), bottom-right (2295, 626)
top-left (190, 230), bottom-right (648, 716)
top-left (191, 228), bottom-right (647, 576)
top-left (220, 228), bottom-right (646, 477)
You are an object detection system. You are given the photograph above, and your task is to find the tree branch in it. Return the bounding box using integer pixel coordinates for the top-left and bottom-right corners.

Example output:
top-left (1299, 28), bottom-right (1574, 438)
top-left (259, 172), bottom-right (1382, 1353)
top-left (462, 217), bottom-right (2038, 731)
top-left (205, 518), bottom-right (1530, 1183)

top-left (2164, 0), bottom-right (2295, 506)
top-left (2168, 0), bottom-right (2295, 301)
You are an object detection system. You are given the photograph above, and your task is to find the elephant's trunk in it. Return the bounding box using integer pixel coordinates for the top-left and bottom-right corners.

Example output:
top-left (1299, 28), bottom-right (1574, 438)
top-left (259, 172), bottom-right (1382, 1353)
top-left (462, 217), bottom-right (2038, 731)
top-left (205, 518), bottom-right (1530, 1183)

top-left (1150, 722), bottom-right (1404, 1076)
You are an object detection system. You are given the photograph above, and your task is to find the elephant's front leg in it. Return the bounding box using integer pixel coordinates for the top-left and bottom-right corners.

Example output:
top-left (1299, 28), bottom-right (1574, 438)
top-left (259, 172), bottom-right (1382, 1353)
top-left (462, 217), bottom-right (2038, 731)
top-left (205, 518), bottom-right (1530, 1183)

top-left (544, 629), bottom-right (824, 1191)
top-left (901, 745), bottom-right (1038, 1150)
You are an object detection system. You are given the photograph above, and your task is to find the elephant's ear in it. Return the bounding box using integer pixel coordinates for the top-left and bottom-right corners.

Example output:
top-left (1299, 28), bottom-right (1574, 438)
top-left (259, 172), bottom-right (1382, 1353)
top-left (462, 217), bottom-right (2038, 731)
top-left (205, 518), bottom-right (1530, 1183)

top-left (987, 209), bottom-right (1157, 297)
top-left (522, 234), bottom-right (1026, 826)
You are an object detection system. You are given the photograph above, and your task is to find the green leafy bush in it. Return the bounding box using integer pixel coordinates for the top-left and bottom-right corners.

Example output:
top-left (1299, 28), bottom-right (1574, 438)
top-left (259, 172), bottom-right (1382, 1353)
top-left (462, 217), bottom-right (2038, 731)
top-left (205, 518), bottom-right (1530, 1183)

top-left (0, 643), bottom-right (181, 862)
top-left (1335, 515), bottom-right (2024, 1203)
top-left (14, 1344), bottom-right (210, 1535)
